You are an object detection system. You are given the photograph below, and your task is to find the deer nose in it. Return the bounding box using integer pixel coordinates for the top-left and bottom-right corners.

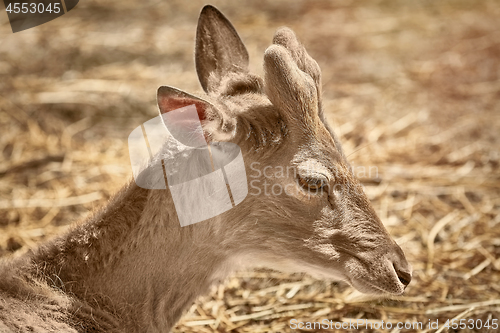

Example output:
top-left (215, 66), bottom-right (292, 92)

top-left (393, 263), bottom-right (412, 287)
top-left (389, 245), bottom-right (412, 287)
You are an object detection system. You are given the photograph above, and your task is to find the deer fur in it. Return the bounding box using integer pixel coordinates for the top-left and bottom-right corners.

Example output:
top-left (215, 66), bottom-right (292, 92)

top-left (0, 5), bottom-right (411, 332)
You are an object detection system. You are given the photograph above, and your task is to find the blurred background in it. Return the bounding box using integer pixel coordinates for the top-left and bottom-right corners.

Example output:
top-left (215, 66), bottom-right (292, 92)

top-left (1, 0), bottom-right (499, 332)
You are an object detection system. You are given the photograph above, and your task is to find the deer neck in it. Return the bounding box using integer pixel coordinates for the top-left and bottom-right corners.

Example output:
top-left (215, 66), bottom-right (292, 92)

top-left (30, 181), bottom-right (233, 331)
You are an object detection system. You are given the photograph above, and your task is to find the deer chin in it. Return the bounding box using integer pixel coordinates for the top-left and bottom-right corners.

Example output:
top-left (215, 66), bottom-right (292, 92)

top-left (349, 277), bottom-right (404, 296)
top-left (299, 260), bottom-right (406, 296)
top-left (343, 258), bottom-right (408, 296)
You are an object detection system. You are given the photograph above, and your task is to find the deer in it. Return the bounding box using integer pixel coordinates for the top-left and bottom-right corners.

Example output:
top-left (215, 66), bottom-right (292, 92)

top-left (0, 5), bottom-right (412, 333)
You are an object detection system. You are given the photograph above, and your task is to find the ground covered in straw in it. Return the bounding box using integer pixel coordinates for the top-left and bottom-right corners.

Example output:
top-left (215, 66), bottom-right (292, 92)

top-left (1, 0), bottom-right (499, 332)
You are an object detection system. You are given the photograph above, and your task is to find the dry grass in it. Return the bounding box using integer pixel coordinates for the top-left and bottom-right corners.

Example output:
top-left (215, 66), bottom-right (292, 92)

top-left (1, 0), bottom-right (499, 332)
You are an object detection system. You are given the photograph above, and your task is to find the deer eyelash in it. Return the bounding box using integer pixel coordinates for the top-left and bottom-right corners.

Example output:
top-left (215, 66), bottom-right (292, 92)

top-left (297, 175), bottom-right (328, 193)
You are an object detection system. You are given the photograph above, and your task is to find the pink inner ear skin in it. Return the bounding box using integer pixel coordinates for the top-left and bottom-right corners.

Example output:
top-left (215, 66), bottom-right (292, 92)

top-left (158, 97), bottom-right (212, 144)
top-left (159, 97), bottom-right (207, 122)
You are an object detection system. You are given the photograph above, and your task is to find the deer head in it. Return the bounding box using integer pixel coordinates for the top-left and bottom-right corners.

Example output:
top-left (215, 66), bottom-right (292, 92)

top-left (155, 5), bottom-right (411, 295)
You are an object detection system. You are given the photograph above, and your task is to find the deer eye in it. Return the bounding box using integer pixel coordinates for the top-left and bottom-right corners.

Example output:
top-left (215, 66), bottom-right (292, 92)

top-left (297, 175), bottom-right (328, 193)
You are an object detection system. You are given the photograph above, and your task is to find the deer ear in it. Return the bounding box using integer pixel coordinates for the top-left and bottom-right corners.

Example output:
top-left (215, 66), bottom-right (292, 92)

top-left (195, 5), bottom-right (249, 93)
top-left (157, 86), bottom-right (210, 121)
top-left (157, 86), bottom-right (236, 144)
top-left (157, 86), bottom-right (212, 146)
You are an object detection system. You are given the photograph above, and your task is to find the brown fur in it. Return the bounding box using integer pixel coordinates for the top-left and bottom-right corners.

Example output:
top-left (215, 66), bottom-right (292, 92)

top-left (0, 5), bottom-right (411, 332)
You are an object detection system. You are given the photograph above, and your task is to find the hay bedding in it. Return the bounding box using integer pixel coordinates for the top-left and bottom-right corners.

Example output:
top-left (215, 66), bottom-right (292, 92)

top-left (0, 0), bottom-right (499, 332)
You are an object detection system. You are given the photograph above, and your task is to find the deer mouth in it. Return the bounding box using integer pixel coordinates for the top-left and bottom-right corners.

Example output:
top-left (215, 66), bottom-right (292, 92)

top-left (349, 276), bottom-right (405, 295)
top-left (346, 259), bottom-right (411, 296)
top-left (295, 261), bottom-right (407, 295)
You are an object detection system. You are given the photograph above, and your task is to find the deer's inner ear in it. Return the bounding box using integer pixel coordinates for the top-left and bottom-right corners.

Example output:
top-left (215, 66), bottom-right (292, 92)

top-left (157, 85), bottom-right (239, 144)
top-left (157, 86), bottom-right (210, 121)
top-left (157, 86), bottom-right (216, 145)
